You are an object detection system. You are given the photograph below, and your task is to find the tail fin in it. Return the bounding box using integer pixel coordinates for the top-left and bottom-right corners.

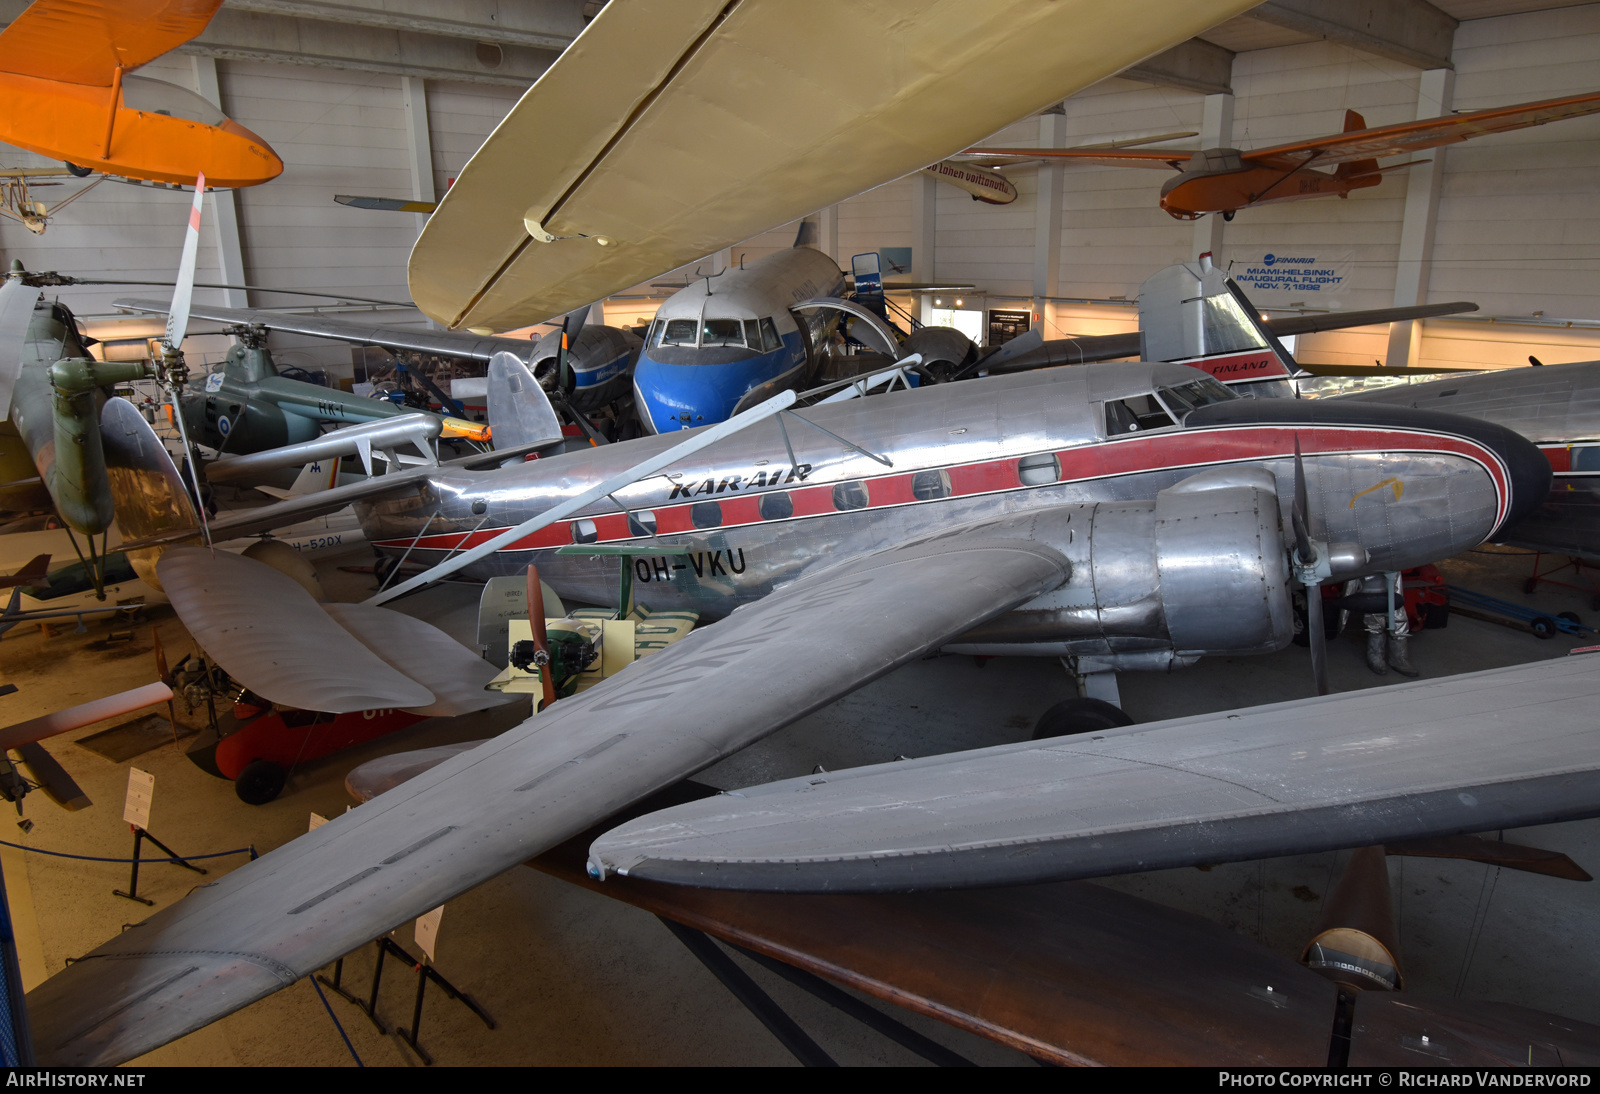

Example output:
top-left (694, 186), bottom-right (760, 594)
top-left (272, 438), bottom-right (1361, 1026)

top-left (793, 214), bottom-right (820, 249)
top-left (0, 554), bottom-right (50, 589)
top-left (288, 459), bottom-right (338, 495)
top-left (1343, 109), bottom-right (1367, 133)
top-left (487, 351), bottom-right (563, 452)
top-left (1139, 259), bottom-right (1298, 389)
top-left (258, 460), bottom-right (339, 500)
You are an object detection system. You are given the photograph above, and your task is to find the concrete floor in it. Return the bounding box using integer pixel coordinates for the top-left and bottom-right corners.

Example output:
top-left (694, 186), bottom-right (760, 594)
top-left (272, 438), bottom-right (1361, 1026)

top-left (1, 542), bottom-right (1597, 1065)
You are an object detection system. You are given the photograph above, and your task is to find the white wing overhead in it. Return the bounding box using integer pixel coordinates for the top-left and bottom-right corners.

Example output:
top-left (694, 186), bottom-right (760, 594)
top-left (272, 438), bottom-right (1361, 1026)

top-left (408, 0), bottom-right (1263, 331)
top-left (589, 656), bottom-right (1600, 893)
top-left (27, 509), bottom-right (1075, 1065)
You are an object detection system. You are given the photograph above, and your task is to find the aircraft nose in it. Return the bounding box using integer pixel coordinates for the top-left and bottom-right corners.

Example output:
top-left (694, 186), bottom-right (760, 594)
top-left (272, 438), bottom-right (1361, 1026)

top-left (1460, 415), bottom-right (1551, 535)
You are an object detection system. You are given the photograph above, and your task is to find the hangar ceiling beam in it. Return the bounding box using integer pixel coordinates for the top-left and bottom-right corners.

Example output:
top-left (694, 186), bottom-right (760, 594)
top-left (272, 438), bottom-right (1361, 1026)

top-left (1247, 0), bottom-right (1457, 70)
top-left (180, 7), bottom-right (561, 86)
top-left (1120, 38), bottom-right (1234, 96)
top-left (220, 0), bottom-right (585, 53)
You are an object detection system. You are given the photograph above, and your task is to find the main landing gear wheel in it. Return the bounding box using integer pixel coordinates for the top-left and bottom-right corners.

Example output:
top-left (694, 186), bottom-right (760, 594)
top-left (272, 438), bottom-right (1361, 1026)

top-left (1031, 697), bottom-right (1134, 741)
top-left (1530, 616), bottom-right (1558, 640)
top-left (235, 759), bottom-right (287, 804)
top-left (1222, 209), bottom-right (1236, 222)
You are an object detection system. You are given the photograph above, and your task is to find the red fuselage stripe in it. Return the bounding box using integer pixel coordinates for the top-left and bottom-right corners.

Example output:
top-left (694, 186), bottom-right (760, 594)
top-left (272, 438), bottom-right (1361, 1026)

top-left (374, 425), bottom-right (1510, 553)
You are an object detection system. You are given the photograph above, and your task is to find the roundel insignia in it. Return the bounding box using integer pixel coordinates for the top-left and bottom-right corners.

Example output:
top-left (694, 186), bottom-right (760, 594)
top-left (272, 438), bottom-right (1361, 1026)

top-left (218, 416), bottom-right (231, 436)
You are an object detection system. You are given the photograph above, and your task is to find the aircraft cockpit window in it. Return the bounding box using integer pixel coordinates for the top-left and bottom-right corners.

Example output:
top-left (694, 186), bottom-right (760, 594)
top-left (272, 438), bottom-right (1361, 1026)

top-left (1017, 453), bottom-right (1061, 486)
top-left (657, 319), bottom-right (698, 347)
top-left (121, 75), bottom-right (227, 127)
top-left (1156, 377), bottom-right (1237, 419)
top-left (744, 320), bottom-right (763, 349)
top-left (647, 318), bottom-right (664, 346)
top-left (833, 481), bottom-right (870, 511)
top-left (911, 470), bottom-right (951, 501)
top-left (570, 519), bottom-right (599, 544)
top-left (760, 318), bottom-right (783, 352)
top-left (1105, 395), bottom-right (1176, 436)
top-left (627, 510), bottom-right (657, 537)
top-left (701, 319), bottom-right (745, 347)
top-left (690, 501), bottom-right (723, 529)
top-left (1198, 285), bottom-right (1268, 356)
top-left (759, 491), bottom-right (794, 520)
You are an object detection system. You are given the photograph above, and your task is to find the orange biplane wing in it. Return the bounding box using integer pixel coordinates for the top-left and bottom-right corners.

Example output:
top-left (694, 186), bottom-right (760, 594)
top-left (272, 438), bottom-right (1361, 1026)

top-left (0, 0), bottom-right (222, 86)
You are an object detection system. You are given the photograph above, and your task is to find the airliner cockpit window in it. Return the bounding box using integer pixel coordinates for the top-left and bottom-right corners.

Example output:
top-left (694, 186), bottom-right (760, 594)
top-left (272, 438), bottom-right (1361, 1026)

top-left (1105, 394), bottom-right (1176, 435)
top-left (1157, 376), bottom-right (1237, 418)
top-left (760, 318), bottom-right (783, 352)
top-left (656, 319), bottom-right (698, 347)
top-left (701, 319), bottom-right (746, 347)
top-left (744, 319), bottom-right (762, 348)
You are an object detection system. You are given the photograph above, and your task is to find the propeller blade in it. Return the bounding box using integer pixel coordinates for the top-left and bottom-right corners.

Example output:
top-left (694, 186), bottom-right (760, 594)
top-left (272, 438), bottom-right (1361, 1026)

top-left (1306, 585), bottom-right (1330, 697)
top-left (1291, 435), bottom-right (1314, 565)
top-left (526, 564), bottom-right (556, 712)
top-left (163, 172), bottom-right (206, 354)
top-left (0, 276), bottom-right (39, 419)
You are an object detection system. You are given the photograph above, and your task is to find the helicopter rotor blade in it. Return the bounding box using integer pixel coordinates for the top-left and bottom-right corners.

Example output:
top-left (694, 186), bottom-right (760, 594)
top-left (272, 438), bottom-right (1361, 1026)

top-left (163, 172), bottom-right (206, 355)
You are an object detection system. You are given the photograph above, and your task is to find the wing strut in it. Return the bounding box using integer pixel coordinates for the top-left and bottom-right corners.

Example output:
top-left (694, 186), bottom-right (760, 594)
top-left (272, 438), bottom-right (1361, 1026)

top-left (367, 389), bottom-right (798, 605)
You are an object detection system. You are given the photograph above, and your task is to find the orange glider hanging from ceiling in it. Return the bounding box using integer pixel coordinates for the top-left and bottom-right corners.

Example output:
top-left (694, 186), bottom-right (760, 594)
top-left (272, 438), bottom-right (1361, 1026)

top-left (0, 0), bottom-right (282, 189)
top-left (959, 90), bottom-right (1600, 221)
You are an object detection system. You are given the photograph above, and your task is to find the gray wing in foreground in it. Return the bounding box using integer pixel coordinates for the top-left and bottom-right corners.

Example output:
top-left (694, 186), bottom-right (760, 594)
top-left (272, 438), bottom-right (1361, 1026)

top-left (590, 656), bottom-right (1600, 893)
top-left (157, 548), bottom-right (434, 712)
top-left (320, 603), bottom-right (515, 718)
top-left (111, 298), bottom-right (533, 362)
top-left (26, 510), bottom-right (1073, 1065)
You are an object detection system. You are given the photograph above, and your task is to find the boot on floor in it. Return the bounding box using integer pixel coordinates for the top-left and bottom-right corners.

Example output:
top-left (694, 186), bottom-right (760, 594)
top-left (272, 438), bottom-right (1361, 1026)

top-left (1365, 630), bottom-right (1388, 675)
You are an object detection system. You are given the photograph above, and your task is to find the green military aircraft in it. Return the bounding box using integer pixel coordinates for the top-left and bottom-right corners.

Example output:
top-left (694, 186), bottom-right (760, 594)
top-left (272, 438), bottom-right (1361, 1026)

top-left (0, 271), bottom-right (194, 597)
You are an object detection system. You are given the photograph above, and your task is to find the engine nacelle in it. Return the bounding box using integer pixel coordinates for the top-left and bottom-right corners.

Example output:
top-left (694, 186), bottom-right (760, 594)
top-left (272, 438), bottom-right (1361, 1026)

top-left (947, 467), bottom-right (1293, 662)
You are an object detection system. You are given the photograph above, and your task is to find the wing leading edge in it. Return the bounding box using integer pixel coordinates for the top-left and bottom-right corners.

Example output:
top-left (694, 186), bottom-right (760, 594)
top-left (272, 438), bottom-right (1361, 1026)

top-left (26, 509), bottom-right (1074, 1065)
top-left (589, 655), bottom-right (1600, 893)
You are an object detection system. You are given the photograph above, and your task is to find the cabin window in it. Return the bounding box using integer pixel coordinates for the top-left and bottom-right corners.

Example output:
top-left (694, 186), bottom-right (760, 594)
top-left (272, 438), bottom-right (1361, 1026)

top-left (1573, 447), bottom-right (1600, 473)
top-left (1018, 453), bottom-right (1060, 486)
top-left (744, 319), bottom-right (763, 349)
top-left (570, 519), bottom-right (599, 544)
top-left (1157, 377), bottom-right (1236, 418)
top-left (759, 491), bottom-right (794, 520)
top-left (627, 510), bottom-right (657, 537)
top-left (833, 481), bottom-right (870, 511)
top-left (911, 470), bottom-right (951, 501)
top-left (761, 318), bottom-right (783, 352)
top-left (658, 319), bottom-right (699, 347)
top-left (690, 501), bottom-right (723, 529)
top-left (701, 319), bottom-right (745, 347)
top-left (1105, 394), bottom-right (1176, 435)
top-left (121, 75), bottom-right (227, 126)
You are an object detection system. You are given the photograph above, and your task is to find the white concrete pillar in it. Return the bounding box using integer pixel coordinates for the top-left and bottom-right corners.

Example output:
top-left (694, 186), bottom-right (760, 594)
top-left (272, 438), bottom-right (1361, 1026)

top-left (1386, 67), bottom-right (1454, 368)
top-left (912, 173), bottom-right (938, 323)
top-left (818, 204), bottom-right (839, 264)
top-left (1192, 93), bottom-right (1234, 261)
top-left (401, 77), bottom-right (436, 240)
top-left (190, 56), bottom-right (248, 308)
top-left (1033, 108), bottom-right (1067, 330)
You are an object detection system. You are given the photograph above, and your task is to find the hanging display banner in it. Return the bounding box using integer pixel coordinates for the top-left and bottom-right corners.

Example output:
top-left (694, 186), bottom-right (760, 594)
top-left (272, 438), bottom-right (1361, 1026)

top-left (1230, 248), bottom-right (1353, 304)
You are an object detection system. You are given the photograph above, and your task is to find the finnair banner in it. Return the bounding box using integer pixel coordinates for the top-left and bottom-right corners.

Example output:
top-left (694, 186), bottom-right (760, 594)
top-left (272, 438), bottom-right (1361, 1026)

top-left (1230, 248), bottom-right (1353, 304)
